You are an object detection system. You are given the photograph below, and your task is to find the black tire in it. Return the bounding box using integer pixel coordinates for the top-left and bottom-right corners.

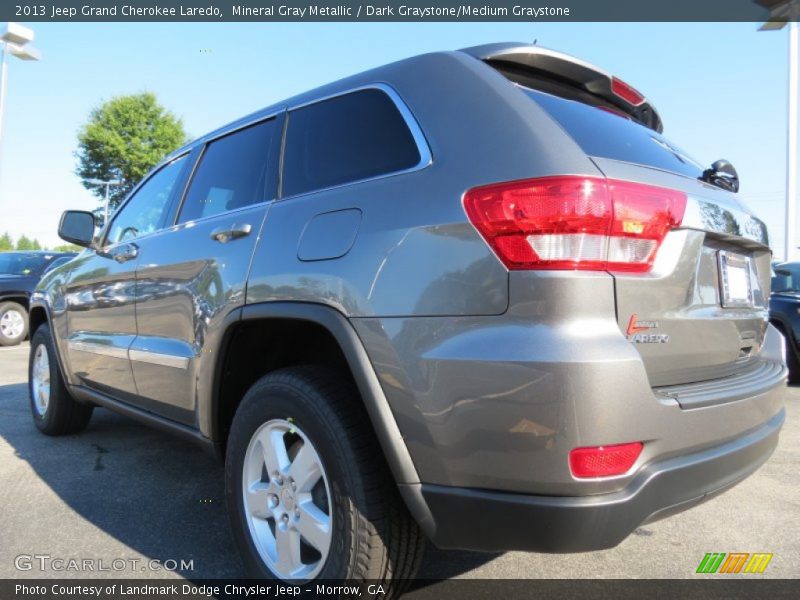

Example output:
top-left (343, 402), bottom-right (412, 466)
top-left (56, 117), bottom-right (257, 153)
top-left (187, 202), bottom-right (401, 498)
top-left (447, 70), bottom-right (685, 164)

top-left (226, 366), bottom-right (424, 591)
top-left (0, 301), bottom-right (29, 346)
top-left (29, 324), bottom-right (93, 435)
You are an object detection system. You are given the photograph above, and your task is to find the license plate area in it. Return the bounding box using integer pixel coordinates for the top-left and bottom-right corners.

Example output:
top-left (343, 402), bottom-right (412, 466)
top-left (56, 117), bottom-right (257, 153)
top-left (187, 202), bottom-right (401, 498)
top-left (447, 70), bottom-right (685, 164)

top-left (718, 251), bottom-right (753, 308)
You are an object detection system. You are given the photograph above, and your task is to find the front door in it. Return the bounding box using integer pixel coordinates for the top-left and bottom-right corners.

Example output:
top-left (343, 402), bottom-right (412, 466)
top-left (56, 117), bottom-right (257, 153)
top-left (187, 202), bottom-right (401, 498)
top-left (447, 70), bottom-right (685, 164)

top-left (64, 154), bottom-right (190, 396)
top-left (129, 115), bottom-right (283, 424)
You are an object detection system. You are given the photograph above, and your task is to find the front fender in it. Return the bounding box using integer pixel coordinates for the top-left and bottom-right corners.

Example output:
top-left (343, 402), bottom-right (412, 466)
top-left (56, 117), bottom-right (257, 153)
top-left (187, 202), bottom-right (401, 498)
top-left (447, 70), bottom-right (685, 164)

top-left (29, 292), bottom-right (77, 387)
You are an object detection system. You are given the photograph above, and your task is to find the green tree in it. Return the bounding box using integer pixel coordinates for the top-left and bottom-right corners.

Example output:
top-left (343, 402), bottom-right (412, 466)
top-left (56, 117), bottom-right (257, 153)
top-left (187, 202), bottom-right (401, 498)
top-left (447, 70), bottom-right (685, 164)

top-left (0, 232), bottom-right (13, 252)
top-left (51, 243), bottom-right (82, 253)
top-left (75, 92), bottom-right (187, 210)
top-left (16, 235), bottom-right (35, 250)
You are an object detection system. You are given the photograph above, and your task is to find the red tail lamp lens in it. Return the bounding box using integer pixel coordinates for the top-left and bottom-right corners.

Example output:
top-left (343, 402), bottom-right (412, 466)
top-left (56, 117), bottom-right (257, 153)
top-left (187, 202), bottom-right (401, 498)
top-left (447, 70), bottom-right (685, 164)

top-left (463, 176), bottom-right (686, 273)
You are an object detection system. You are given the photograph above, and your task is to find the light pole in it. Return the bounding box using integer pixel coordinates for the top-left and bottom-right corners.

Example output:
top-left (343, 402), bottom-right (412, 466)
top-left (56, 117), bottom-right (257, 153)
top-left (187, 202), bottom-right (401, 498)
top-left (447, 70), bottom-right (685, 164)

top-left (0, 23), bottom-right (41, 161)
top-left (790, 20), bottom-right (798, 262)
top-left (759, 1), bottom-right (799, 261)
top-left (85, 178), bottom-right (123, 226)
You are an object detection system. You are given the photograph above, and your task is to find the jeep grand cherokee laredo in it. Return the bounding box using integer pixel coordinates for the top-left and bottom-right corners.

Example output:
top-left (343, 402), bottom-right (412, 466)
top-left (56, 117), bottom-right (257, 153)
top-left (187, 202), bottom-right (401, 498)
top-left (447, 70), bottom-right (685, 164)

top-left (29, 43), bottom-right (785, 588)
top-left (0, 251), bottom-right (76, 346)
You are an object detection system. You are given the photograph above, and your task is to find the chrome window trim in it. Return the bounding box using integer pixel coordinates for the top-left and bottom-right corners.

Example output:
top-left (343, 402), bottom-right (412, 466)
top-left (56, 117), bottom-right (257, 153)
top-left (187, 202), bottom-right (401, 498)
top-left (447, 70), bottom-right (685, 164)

top-left (279, 83), bottom-right (433, 201)
top-left (198, 106), bottom-right (286, 147)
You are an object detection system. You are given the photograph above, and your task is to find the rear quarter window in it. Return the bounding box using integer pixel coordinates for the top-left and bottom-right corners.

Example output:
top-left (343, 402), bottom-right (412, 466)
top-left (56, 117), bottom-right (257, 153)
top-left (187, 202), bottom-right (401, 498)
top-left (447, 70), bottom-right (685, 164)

top-left (282, 88), bottom-right (422, 197)
top-left (522, 87), bottom-right (704, 179)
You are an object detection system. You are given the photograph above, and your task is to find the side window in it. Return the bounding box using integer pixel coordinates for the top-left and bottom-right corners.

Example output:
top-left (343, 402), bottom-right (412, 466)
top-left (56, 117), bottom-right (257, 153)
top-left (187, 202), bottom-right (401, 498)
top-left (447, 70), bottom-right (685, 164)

top-left (282, 89), bottom-right (422, 197)
top-left (106, 155), bottom-right (187, 245)
top-left (178, 118), bottom-right (278, 223)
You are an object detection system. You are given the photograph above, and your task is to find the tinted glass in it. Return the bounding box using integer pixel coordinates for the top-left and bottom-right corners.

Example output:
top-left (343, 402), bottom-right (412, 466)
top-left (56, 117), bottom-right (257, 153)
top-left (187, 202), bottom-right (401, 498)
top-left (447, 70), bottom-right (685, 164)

top-left (522, 87), bottom-right (704, 178)
top-left (107, 155), bottom-right (186, 244)
top-left (773, 263), bottom-right (800, 292)
top-left (282, 89), bottom-right (421, 197)
top-left (179, 119), bottom-right (278, 223)
top-left (0, 253), bottom-right (49, 276)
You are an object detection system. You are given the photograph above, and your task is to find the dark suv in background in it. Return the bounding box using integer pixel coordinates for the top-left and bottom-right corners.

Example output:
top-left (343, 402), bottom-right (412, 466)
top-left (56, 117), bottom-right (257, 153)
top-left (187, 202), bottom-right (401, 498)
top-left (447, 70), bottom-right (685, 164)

top-left (770, 262), bottom-right (800, 381)
top-left (28, 44), bottom-right (784, 589)
top-left (0, 251), bottom-right (76, 346)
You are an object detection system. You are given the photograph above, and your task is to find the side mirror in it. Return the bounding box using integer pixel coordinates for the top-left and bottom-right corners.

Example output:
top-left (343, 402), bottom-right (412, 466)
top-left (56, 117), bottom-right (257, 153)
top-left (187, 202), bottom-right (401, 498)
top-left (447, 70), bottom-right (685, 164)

top-left (58, 210), bottom-right (95, 247)
top-left (701, 159), bottom-right (739, 193)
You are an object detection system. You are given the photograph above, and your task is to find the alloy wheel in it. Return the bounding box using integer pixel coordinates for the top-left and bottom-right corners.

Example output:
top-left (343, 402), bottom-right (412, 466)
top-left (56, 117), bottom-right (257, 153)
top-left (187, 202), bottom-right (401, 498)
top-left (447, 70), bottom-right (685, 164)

top-left (242, 418), bottom-right (333, 580)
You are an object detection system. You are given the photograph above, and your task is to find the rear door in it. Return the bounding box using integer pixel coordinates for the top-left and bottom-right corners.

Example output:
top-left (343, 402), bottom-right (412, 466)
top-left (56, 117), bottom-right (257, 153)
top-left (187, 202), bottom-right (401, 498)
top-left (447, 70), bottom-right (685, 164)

top-left (526, 87), bottom-right (772, 388)
top-left (129, 114), bottom-right (283, 424)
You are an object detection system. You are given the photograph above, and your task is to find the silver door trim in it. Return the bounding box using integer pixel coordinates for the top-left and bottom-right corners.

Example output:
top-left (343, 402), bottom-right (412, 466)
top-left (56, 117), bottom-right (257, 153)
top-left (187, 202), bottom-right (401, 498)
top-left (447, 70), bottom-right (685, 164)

top-left (67, 340), bottom-right (129, 360)
top-left (129, 349), bottom-right (190, 370)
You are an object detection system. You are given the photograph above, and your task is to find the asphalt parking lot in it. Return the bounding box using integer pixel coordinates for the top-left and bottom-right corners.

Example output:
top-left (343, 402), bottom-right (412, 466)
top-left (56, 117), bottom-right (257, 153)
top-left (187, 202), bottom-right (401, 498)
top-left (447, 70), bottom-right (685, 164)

top-left (1, 342), bottom-right (798, 580)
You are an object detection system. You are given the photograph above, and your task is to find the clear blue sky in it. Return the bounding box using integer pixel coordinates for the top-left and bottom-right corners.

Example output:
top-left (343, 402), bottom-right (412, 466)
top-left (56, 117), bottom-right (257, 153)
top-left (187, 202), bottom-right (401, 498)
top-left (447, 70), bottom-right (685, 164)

top-left (0, 22), bottom-right (793, 254)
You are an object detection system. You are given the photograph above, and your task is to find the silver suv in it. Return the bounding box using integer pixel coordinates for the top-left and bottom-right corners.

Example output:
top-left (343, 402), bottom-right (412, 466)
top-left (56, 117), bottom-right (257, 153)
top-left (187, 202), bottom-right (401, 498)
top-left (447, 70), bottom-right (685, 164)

top-left (29, 44), bottom-right (785, 588)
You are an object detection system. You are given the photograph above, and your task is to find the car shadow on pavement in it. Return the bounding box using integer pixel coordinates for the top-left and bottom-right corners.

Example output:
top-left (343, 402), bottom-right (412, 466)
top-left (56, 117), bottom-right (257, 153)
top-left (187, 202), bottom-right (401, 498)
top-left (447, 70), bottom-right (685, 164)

top-left (0, 379), bottom-right (496, 579)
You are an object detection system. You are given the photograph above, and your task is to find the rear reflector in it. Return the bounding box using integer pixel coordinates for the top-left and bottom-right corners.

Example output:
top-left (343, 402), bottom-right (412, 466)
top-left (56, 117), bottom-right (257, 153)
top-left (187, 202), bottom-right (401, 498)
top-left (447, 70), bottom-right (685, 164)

top-left (569, 442), bottom-right (643, 478)
top-left (611, 76), bottom-right (646, 106)
top-left (463, 176), bottom-right (686, 272)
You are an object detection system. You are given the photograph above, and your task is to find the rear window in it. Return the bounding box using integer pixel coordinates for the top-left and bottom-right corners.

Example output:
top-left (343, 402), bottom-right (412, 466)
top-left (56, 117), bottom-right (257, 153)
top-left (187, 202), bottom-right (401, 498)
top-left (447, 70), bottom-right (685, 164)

top-left (522, 87), bottom-right (704, 179)
top-left (282, 89), bottom-right (421, 197)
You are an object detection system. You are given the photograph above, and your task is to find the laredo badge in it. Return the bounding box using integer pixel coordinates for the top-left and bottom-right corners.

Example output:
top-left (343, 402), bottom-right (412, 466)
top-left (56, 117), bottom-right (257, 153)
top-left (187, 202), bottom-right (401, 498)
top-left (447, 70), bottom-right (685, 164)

top-left (626, 314), bottom-right (669, 344)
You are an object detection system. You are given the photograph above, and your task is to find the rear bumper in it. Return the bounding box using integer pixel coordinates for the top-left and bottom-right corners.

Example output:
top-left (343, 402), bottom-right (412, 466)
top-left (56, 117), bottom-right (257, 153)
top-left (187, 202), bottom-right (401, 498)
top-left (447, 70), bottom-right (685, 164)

top-left (412, 408), bottom-right (784, 553)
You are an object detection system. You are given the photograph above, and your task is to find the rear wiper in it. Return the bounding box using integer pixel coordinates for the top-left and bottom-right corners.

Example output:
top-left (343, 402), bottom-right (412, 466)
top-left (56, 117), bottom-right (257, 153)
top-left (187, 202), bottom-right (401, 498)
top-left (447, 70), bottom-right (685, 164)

top-left (700, 159), bottom-right (739, 193)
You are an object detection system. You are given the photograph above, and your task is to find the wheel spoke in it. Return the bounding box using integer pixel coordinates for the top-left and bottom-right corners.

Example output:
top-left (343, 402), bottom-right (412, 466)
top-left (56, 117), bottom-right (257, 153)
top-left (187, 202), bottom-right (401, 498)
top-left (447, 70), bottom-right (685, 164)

top-left (296, 500), bottom-right (331, 552)
top-left (245, 481), bottom-right (272, 519)
top-left (288, 443), bottom-right (322, 493)
top-left (274, 524), bottom-right (302, 575)
top-left (259, 428), bottom-right (290, 476)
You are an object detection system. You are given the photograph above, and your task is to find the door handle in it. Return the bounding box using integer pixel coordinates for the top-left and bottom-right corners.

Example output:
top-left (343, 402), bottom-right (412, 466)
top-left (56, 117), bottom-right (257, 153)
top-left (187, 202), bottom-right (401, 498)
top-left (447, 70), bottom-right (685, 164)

top-left (109, 243), bottom-right (139, 263)
top-left (210, 223), bottom-right (252, 243)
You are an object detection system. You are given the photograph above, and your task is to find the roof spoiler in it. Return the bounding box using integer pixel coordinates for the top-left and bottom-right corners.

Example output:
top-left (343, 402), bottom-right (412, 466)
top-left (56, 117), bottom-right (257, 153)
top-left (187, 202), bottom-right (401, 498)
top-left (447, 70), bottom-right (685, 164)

top-left (460, 43), bottom-right (663, 133)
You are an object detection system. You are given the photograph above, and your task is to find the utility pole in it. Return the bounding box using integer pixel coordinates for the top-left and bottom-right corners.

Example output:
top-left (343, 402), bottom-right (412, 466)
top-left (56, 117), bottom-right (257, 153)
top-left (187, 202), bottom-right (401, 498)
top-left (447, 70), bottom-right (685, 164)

top-left (0, 23), bottom-right (41, 187)
top-left (759, 1), bottom-right (800, 261)
top-left (788, 20), bottom-right (799, 261)
top-left (85, 178), bottom-right (122, 226)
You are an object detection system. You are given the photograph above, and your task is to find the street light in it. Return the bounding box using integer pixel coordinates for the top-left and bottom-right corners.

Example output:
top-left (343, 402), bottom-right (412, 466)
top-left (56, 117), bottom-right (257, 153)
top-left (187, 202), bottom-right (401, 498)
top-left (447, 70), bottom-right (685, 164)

top-left (0, 23), bottom-right (41, 148)
top-left (757, 1), bottom-right (799, 261)
top-left (85, 178), bottom-right (123, 226)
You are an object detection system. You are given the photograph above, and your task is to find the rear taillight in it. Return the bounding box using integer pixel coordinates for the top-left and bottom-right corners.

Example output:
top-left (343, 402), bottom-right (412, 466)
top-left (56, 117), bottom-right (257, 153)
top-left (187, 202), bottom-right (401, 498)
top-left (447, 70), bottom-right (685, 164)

top-left (463, 176), bottom-right (686, 273)
top-left (611, 76), bottom-right (645, 106)
top-left (569, 442), bottom-right (643, 479)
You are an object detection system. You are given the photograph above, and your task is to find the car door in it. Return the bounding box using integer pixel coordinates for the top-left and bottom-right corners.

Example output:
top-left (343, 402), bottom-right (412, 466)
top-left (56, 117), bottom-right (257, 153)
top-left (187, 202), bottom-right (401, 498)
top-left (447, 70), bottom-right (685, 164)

top-left (64, 154), bottom-right (190, 396)
top-left (128, 113), bottom-right (283, 424)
